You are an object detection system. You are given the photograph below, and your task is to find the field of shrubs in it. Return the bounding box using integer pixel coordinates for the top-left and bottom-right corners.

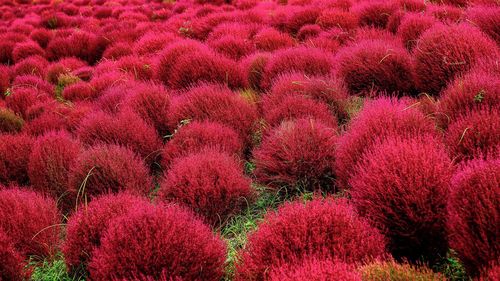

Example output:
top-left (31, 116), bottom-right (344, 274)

top-left (0, 0), bottom-right (499, 280)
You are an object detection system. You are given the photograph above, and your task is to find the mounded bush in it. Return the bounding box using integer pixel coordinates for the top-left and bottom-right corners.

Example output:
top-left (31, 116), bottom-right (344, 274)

top-left (466, 6), bottom-right (500, 45)
top-left (88, 203), bottom-right (227, 281)
top-left (254, 118), bottom-right (338, 193)
top-left (0, 133), bottom-right (33, 186)
top-left (12, 41), bottom-right (45, 63)
top-left (351, 0), bottom-right (398, 28)
top-left (28, 131), bottom-right (81, 211)
top-left (445, 108), bottom-right (500, 161)
top-left (167, 83), bottom-right (258, 145)
top-left (349, 135), bottom-right (452, 264)
top-left (447, 157), bottom-right (500, 276)
top-left (438, 70), bottom-right (500, 128)
top-left (359, 260), bottom-right (446, 280)
top-left (0, 230), bottom-right (25, 281)
top-left (77, 109), bottom-right (162, 166)
top-left (334, 97), bottom-right (438, 190)
top-left (235, 198), bottom-right (387, 281)
top-left (265, 72), bottom-right (349, 124)
top-left (0, 107), bottom-right (24, 133)
top-left (269, 258), bottom-right (361, 281)
top-left (334, 39), bottom-right (415, 95)
top-left (162, 120), bottom-right (243, 168)
top-left (67, 144), bottom-right (153, 203)
top-left (261, 47), bottom-right (334, 90)
top-left (158, 150), bottom-right (253, 227)
top-left (414, 23), bottom-right (499, 94)
top-left (262, 95), bottom-right (338, 129)
top-left (63, 193), bottom-right (152, 275)
top-left (396, 13), bottom-right (436, 50)
top-left (0, 187), bottom-right (62, 258)
top-left (253, 28), bottom-right (294, 52)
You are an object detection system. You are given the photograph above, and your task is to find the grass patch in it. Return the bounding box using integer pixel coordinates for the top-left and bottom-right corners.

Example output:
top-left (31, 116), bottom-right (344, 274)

top-left (30, 254), bottom-right (85, 281)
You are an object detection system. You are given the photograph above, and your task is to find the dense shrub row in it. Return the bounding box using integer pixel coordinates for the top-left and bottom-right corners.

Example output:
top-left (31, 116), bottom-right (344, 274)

top-left (0, 0), bottom-right (498, 280)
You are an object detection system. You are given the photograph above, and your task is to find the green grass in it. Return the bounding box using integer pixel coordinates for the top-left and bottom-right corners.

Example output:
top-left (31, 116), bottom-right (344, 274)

top-left (30, 254), bottom-right (85, 281)
top-left (434, 250), bottom-right (470, 281)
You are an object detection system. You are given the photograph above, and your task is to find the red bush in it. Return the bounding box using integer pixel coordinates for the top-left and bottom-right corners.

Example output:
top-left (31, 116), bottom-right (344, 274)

top-left (12, 41), bottom-right (45, 63)
top-left (77, 110), bottom-right (162, 165)
top-left (162, 120), bottom-right (243, 168)
top-left (334, 39), bottom-right (415, 95)
top-left (30, 28), bottom-right (53, 49)
top-left (102, 42), bottom-right (134, 60)
top-left (447, 157), bottom-right (500, 276)
top-left (45, 57), bottom-right (87, 85)
top-left (349, 135), bottom-right (452, 264)
top-left (241, 52), bottom-right (271, 92)
top-left (133, 32), bottom-right (177, 57)
top-left (12, 75), bottom-right (54, 96)
top-left (253, 28), bottom-right (294, 52)
top-left (269, 258), bottom-right (361, 281)
top-left (88, 203), bottom-right (227, 281)
top-left (396, 13), bottom-right (436, 50)
top-left (0, 133), bottom-right (33, 186)
top-left (262, 95), bottom-right (338, 129)
top-left (155, 41), bottom-right (245, 90)
top-left (115, 55), bottom-right (153, 81)
top-left (235, 198), bottom-right (387, 281)
top-left (351, 0), bottom-right (398, 28)
top-left (62, 81), bottom-right (95, 102)
top-left (267, 72), bottom-right (349, 123)
top-left (445, 108), bottom-right (499, 161)
top-left (12, 55), bottom-right (48, 78)
top-left (414, 23), bottom-right (499, 94)
top-left (158, 150), bottom-right (253, 227)
top-left (261, 47), bottom-right (333, 90)
top-left (317, 9), bottom-right (358, 31)
top-left (4, 88), bottom-right (50, 119)
top-left (0, 188), bottom-right (62, 258)
top-left (67, 144), bottom-right (153, 203)
top-left (63, 193), bottom-right (151, 274)
top-left (334, 97), bottom-right (438, 190)
top-left (285, 7), bottom-right (320, 34)
top-left (466, 6), bottom-right (500, 45)
top-left (208, 35), bottom-right (256, 60)
top-left (167, 83), bottom-right (258, 145)
top-left (28, 131), bottom-right (81, 211)
top-left (438, 70), bottom-right (500, 128)
top-left (0, 230), bottom-right (25, 281)
top-left (253, 118), bottom-right (338, 193)
top-left (119, 82), bottom-right (171, 137)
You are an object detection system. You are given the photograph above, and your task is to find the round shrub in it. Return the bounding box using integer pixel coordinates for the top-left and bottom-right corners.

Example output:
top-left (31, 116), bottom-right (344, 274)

top-left (447, 157), bottom-right (500, 276)
top-left (0, 230), bottom-right (24, 281)
top-left (28, 131), bottom-right (81, 211)
top-left (266, 73), bottom-right (349, 124)
top-left (158, 150), bottom-right (253, 227)
top-left (253, 28), bottom-right (295, 52)
top-left (45, 57), bottom-right (87, 85)
top-left (88, 203), bottom-right (227, 281)
top-left (12, 55), bottom-right (48, 78)
top-left (0, 188), bottom-right (61, 258)
top-left (62, 81), bottom-right (94, 102)
top-left (396, 13), bottom-right (436, 50)
top-left (67, 144), bottom-right (153, 203)
top-left (414, 23), bottom-right (499, 94)
top-left (235, 198), bottom-right (387, 281)
top-left (162, 120), bottom-right (243, 168)
top-left (438, 70), bottom-right (500, 128)
top-left (63, 193), bottom-right (151, 274)
top-left (0, 107), bottom-right (23, 133)
top-left (254, 118), bottom-right (338, 193)
top-left (285, 7), bottom-right (320, 35)
top-left (359, 260), bottom-right (446, 280)
top-left (445, 108), bottom-right (500, 161)
top-left (317, 9), bottom-right (358, 31)
top-left (334, 39), bottom-right (415, 95)
top-left (12, 41), bottom-right (45, 63)
top-left (208, 35), bottom-right (256, 60)
top-left (349, 135), bottom-right (452, 264)
top-left (155, 42), bottom-right (245, 90)
top-left (262, 95), bottom-right (338, 129)
top-left (261, 47), bottom-right (334, 90)
top-left (167, 83), bottom-right (258, 145)
top-left (334, 97), bottom-right (438, 190)
top-left (241, 52), bottom-right (271, 92)
top-left (269, 258), bottom-right (361, 281)
top-left (5, 87), bottom-right (50, 119)
top-left (351, 0), bottom-right (397, 28)
top-left (77, 110), bottom-right (162, 166)
top-left (0, 133), bottom-right (33, 186)
top-left (123, 82), bottom-right (171, 137)
top-left (466, 6), bottom-right (500, 45)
